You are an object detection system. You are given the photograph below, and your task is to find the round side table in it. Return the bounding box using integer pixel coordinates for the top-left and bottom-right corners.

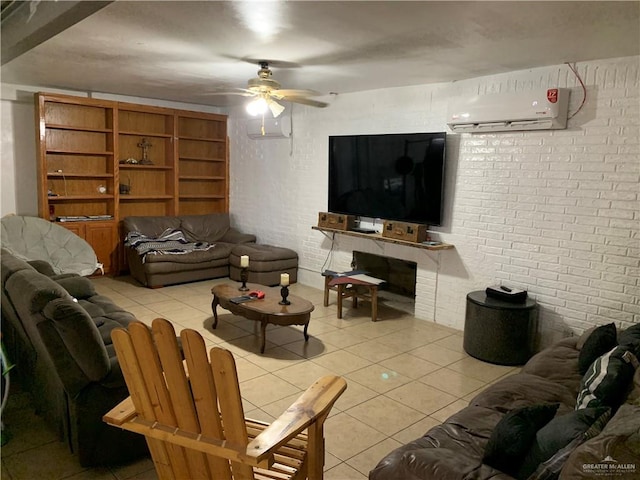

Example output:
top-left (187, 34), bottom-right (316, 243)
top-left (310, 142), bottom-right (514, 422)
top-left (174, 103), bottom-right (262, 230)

top-left (464, 290), bottom-right (538, 366)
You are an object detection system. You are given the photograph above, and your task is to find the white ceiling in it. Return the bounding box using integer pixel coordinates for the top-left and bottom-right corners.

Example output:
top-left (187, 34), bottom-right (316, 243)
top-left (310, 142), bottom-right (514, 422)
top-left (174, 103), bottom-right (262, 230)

top-left (2, 1), bottom-right (639, 108)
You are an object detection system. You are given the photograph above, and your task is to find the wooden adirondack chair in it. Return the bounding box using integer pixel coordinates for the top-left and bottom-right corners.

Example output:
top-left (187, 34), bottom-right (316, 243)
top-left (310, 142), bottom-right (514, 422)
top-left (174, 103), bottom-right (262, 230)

top-left (103, 318), bottom-right (347, 480)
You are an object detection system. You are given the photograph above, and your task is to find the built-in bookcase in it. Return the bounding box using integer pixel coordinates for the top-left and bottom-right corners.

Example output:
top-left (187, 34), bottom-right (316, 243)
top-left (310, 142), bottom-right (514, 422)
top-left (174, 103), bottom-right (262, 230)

top-left (177, 112), bottom-right (229, 214)
top-left (35, 92), bottom-right (229, 274)
top-left (117, 104), bottom-right (176, 218)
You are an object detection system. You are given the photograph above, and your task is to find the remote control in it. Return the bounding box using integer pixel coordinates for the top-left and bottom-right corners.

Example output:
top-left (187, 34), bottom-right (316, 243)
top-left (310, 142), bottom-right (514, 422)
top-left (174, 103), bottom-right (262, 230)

top-left (500, 286), bottom-right (512, 292)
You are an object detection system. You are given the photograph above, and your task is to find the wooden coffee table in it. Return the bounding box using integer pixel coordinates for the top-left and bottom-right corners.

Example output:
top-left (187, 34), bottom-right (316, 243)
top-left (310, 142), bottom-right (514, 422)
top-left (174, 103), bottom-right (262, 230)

top-left (211, 283), bottom-right (314, 353)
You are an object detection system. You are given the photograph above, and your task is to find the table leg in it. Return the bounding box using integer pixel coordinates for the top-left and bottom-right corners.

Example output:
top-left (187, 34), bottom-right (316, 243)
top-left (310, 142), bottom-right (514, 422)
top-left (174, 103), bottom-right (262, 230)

top-left (303, 322), bottom-right (309, 342)
top-left (371, 286), bottom-right (378, 322)
top-left (260, 321), bottom-right (267, 354)
top-left (337, 284), bottom-right (344, 318)
top-left (323, 276), bottom-right (331, 307)
top-left (211, 295), bottom-right (219, 328)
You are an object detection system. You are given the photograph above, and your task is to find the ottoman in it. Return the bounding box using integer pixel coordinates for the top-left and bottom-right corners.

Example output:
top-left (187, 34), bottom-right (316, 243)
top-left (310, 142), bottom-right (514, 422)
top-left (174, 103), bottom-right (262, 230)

top-left (229, 244), bottom-right (298, 286)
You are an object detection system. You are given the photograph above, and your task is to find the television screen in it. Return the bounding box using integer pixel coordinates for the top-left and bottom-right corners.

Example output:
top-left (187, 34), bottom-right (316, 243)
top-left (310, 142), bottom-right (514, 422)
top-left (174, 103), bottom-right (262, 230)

top-left (328, 132), bottom-right (446, 226)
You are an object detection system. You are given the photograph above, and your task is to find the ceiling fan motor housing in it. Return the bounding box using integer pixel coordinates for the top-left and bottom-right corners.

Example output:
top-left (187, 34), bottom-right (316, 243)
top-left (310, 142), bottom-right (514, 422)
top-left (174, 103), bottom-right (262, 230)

top-left (248, 77), bottom-right (281, 92)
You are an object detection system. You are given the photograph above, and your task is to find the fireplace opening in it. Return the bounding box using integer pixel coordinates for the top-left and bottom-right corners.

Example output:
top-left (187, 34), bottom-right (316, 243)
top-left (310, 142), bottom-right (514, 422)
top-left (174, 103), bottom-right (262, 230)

top-left (353, 251), bottom-right (416, 312)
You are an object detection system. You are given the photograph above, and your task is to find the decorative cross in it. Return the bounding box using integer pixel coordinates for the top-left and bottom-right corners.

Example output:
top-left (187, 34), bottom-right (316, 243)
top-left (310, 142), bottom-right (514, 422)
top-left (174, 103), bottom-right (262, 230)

top-left (137, 137), bottom-right (153, 164)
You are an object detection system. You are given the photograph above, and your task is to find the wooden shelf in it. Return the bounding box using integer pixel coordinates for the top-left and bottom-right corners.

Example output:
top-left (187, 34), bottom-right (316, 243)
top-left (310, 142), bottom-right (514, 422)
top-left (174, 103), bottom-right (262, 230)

top-left (119, 195), bottom-right (174, 200)
top-left (179, 156), bottom-right (226, 162)
top-left (119, 130), bottom-right (173, 138)
top-left (178, 135), bottom-right (225, 142)
top-left (48, 173), bottom-right (113, 178)
top-left (179, 194), bottom-right (225, 199)
top-left (46, 149), bottom-right (113, 155)
top-left (179, 175), bottom-right (225, 180)
top-left (45, 123), bottom-right (112, 133)
top-left (48, 195), bottom-right (115, 201)
top-left (118, 164), bottom-right (173, 170)
top-left (312, 226), bottom-right (454, 251)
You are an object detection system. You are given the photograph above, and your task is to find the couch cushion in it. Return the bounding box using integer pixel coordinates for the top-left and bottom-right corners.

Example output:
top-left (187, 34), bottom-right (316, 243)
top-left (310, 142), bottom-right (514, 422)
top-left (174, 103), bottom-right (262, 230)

top-left (42, 298), bottom-right (110, 382)
top-left (578, 323), bottom-right (618, 375)
top-left (483, 403), bottom-right (559, 476)
top-left (521, 338), bottom-right (582, 393)
top-left (77, 295), bottom-right (136, 345)
top-left (56, 276), bottom-right (97, 299)
top-left (517, 406), bottom-right (611, 479)
top-left (470, 373), bottom-right (577, 413)
top-left (5, 268), bottom-right (71, 314)
top-left (179, 213), bottom-right (230, 243)
top-left (1, 247), bottom-right (36, 284)
top-left (560, 403), bottom-right (640, 478)
top-left (27, 259), bottom-right (57, 276)
top-left (143, 244), bottom-right (231, 264)
top-left (123, 215), bottom-right (181, 238)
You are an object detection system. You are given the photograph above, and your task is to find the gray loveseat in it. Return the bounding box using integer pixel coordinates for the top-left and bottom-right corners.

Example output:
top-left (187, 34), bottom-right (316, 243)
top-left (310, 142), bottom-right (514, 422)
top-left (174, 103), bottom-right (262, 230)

top-left (1, 248), bottom-right (147, 466)
top-left (123, 213), bottom-right (256, 288)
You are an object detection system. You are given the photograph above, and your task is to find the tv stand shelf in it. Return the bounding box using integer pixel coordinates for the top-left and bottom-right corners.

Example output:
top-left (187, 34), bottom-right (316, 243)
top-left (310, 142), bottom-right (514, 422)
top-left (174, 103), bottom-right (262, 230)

top-left (312, 226), bottom-right (454, 251)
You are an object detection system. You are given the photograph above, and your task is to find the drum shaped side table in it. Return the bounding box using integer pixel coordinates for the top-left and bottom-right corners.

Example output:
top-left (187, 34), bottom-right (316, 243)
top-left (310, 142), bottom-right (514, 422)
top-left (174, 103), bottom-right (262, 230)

top-left (463, 290), bottom-right (538, 366)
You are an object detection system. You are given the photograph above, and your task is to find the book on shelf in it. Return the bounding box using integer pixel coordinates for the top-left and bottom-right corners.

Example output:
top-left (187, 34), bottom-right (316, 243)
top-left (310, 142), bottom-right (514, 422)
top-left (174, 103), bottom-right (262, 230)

top-left (57, 215), bottom-right (114, 222)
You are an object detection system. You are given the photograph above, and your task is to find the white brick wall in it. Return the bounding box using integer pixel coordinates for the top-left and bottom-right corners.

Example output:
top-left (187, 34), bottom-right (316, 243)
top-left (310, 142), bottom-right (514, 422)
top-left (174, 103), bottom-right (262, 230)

top-left (229, 56), bottom-right (639, 348)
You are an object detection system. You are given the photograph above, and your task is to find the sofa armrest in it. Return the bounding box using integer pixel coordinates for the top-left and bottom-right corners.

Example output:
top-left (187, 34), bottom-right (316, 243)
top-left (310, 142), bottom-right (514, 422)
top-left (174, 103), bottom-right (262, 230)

top-left (220, 228), bottom-right (256, 244)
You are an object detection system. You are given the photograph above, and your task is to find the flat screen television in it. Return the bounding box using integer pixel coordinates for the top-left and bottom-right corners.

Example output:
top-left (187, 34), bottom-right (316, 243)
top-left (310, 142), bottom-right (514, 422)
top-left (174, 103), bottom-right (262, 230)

top-left (328, 132), bottom-right (446, 226)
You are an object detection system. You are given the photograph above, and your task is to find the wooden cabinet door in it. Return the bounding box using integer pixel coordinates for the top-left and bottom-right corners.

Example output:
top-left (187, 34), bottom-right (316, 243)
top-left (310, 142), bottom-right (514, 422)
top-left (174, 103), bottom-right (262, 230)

top-left (84, 223), bottom-right (117, 275)
top-left (59, 223), bottom-right (83, 237)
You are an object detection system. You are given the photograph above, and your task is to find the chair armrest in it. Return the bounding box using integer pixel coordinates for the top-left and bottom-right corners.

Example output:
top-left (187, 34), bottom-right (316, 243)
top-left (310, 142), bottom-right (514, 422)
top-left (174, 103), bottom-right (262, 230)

top-left (219, 228), bottom-right (256, 244)
top-left (104, 396), bottom-right (137, 426)
top-left (246, 375), bottom-right (347, 462)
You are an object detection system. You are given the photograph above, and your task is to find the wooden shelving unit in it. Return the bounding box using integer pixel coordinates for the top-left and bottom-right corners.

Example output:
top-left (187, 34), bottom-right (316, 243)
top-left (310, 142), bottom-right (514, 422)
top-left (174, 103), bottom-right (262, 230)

top-left (116, 103), bottom-right (176, 219)
top-left (177, 112), bottom-right (228, 215)
top-left (35, 92), bottom-right (229, 274)
top-left (312, 226), bottom-right (454, 251)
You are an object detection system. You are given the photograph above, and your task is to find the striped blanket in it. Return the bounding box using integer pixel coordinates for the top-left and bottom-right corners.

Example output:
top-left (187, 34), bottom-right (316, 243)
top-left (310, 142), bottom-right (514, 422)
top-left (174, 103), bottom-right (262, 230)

top-left (125, 228), bottom-right (215, 262)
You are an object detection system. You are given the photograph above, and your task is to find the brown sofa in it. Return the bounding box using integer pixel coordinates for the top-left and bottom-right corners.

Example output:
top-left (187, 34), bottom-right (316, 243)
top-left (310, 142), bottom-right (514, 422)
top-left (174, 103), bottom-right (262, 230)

top-left (370, 325), bottom-right (640, 480)
top-left (122, 213), bottom-right (256, 287)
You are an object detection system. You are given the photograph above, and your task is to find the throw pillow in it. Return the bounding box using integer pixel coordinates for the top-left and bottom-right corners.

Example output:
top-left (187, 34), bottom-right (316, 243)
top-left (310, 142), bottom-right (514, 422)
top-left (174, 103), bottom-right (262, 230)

top-left (483, 403), bottom-right (559, 476)
top-left (516, 407), bottom-right (611, 479)
top-left (618, 323), bottom-right (640, 350)
top-left (578, 323), bottom-right (617, 375)
top-left (576, 345), bottom-right (637, 410)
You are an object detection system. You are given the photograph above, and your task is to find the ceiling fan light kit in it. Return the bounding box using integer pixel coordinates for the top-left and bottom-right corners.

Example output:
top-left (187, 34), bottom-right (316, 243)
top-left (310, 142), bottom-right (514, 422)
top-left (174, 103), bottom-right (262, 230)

top-left (246, 96), bottom-right (269, 116)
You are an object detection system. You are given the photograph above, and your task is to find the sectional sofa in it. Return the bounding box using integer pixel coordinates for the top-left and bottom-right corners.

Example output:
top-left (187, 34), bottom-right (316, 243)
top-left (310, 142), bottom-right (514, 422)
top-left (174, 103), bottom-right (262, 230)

top-left (122, 213), bottom-right (257, 287)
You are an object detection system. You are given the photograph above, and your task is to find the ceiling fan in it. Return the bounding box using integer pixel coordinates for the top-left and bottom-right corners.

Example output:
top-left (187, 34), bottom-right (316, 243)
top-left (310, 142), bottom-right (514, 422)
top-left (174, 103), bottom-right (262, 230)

top-left (218, 61), bottom-right (329, 117)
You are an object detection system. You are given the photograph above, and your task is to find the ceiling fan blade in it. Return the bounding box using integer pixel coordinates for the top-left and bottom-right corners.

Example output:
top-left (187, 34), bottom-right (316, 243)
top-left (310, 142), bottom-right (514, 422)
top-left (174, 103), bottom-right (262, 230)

top-left (272, 88), bottom-right (323, 98)
top-left (284, 97), bottom-right (329, 108)
top-left (204, 88), bottom-right (255, 97)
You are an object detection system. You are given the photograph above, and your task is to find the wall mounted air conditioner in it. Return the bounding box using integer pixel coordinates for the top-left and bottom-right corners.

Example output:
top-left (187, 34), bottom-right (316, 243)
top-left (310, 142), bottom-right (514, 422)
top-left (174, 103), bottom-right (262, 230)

top-left (246, 116), bottom-right (291, 139)
top-left (447, 88), bottom-right (570, 133)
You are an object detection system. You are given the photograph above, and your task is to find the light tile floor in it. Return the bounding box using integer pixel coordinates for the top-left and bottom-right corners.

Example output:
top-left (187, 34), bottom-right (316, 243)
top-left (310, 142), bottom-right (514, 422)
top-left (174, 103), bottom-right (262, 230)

top-left (1, 276), bottom-right (518, 480)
